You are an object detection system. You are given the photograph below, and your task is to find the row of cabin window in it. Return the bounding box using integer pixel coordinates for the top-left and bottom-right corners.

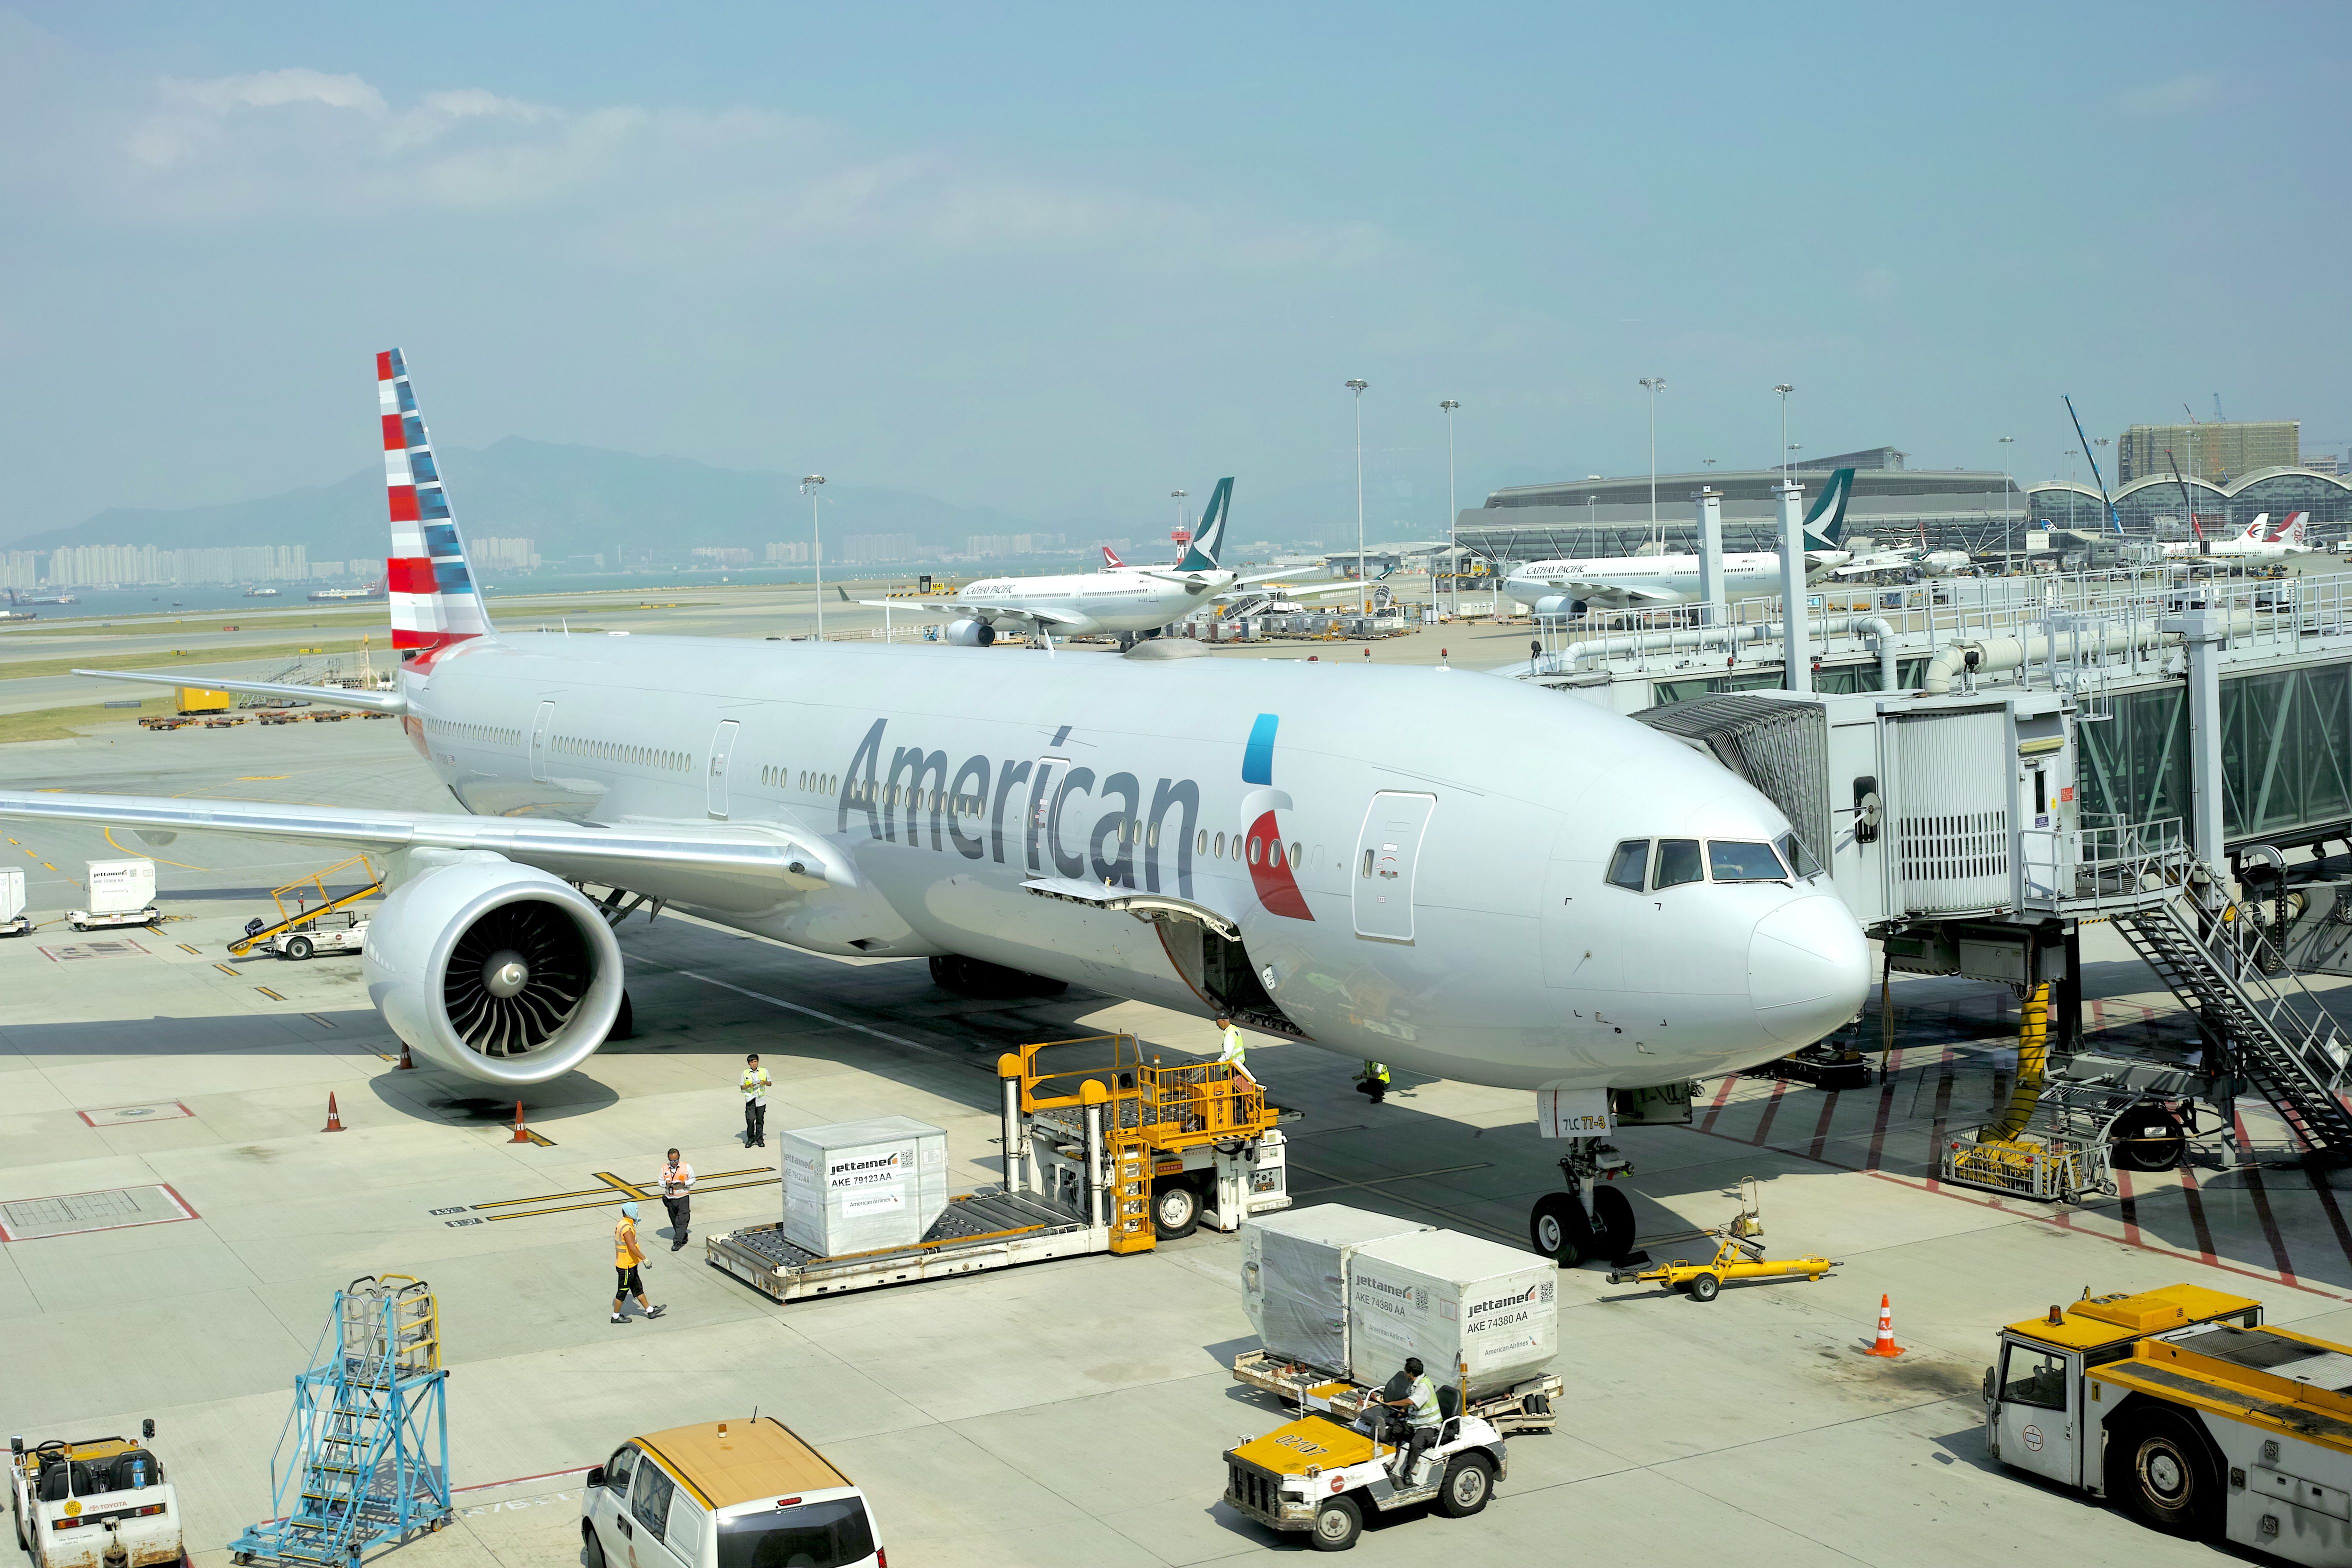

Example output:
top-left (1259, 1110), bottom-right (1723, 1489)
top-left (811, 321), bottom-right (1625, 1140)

top-left (559, 736), bottom-right (688, 771)
top-left (431, 720), bottom-right (519, 746)
top-left (1604, 833), bottom-right (1820, 892)
top-left (759, 766), bottom-right (838, 794)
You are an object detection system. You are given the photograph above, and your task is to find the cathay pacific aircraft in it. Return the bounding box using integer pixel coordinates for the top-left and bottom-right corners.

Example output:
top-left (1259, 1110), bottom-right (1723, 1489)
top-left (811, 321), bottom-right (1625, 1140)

top-left (0, 351), bottom-right (1870, 1265)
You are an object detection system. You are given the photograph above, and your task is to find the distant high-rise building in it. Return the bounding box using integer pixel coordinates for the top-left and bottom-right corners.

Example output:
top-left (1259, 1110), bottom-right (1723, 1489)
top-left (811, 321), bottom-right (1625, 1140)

top-left (473, 536), bottom-right (540, 572)
top-left (2118, 420), bottom-right (2299, 484)
top-left (763, 540), bottom-right (811, 564)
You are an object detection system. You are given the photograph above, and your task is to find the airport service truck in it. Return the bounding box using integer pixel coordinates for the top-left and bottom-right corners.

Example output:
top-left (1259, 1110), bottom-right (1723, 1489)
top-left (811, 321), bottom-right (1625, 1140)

top-left (1988, 1283), bottom-right (2352, 1562)
top-left (66, 860), bottom-right (158, 932)
top-left (8, 1423), bottom-right (182, 1568)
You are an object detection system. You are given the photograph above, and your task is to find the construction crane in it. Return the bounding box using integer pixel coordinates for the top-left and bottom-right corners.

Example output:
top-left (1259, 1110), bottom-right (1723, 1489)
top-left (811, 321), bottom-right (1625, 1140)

top-left (2062, 396), bottom-right (2121, 533)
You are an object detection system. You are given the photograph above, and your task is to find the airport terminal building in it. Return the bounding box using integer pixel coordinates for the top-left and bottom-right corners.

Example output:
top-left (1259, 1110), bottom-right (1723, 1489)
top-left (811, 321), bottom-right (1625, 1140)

top-left (1456, 447), bottom-right (2024, 563)
top-left (2028, 468), bottom-right (2352, 543)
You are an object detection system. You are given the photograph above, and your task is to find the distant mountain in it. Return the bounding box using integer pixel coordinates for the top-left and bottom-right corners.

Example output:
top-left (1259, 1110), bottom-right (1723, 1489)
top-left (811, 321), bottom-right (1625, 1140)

top-left (8, 438), bottom-right (1065, 562)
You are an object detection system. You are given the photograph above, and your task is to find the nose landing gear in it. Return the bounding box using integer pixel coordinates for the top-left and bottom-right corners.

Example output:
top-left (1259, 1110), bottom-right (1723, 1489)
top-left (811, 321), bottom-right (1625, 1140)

top-left (1529, 1142), bottom-right (1640, 1268)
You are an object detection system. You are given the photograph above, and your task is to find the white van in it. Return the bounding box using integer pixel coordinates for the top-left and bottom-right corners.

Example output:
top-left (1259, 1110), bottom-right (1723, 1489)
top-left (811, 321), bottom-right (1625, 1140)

top-left (582, 1418), bottom-right (882, 1568)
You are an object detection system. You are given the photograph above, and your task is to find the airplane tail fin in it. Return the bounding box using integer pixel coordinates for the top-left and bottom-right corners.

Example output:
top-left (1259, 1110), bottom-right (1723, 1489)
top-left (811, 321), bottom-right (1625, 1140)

top-left (2240, 512), bottom-right (2270, 542)
top-left (1801, 468), bottom-right (1856, 548)
top-left (1176, 478), bottom-right (1234, 571)
top-left (2270, 511), bottom-right (2306, 543)
top-left (1102, 544), bottom-right (1126, 568)
top-left (380, 349), bottom-right (494, 660)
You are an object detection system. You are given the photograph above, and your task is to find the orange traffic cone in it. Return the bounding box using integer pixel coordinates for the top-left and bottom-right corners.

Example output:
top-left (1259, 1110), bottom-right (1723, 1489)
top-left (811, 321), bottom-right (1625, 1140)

top-left (509, 1100), bottom-right (531, 1144)
top-left (323, 1093), bottom-right (346, 1133)
top-left (396, 1042), bottom-right (415, 1070)
top-left (1865, 1293), bottom-right (1904, 1358)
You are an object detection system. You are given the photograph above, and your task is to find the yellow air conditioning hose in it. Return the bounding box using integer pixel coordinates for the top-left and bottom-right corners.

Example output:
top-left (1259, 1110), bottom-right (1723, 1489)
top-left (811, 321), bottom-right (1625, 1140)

top-left (1984, 982), bottom-right (2053, 1144)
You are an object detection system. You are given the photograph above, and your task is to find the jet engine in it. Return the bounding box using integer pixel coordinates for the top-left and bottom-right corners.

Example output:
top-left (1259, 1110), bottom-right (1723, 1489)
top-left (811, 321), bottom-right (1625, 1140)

top-left (363, 854), bottom-right (626, 1084)
top-left (1532, 595), bottom-right (1585, 618)
top-left (944, 618), bottom-right (996, 646)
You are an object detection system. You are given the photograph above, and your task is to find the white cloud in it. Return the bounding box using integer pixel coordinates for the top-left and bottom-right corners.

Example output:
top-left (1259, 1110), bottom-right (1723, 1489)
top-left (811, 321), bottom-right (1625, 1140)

top-left (172, 68), bottom-right (386, 116)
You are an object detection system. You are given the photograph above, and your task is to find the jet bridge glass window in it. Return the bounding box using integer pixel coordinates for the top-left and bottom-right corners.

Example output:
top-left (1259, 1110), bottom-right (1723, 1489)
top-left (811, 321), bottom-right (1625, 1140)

top-left (1708, 841), bottom-right (1788, 882)
top-left (1998, 1344), bottom-right (2068, 1410)
top-left (1606, 840), bottom-right (1649, 890)
top-left (1652, 838), bottom-right (1704, 888)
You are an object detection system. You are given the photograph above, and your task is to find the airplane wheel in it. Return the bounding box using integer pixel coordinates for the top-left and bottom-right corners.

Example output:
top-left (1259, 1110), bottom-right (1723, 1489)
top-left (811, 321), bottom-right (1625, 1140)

top-left (285, 934), bottom-right (314, 961)
top-left (1589, 1184), bottom-right (1636, 1260)
top-left (1688, 1272), bottom-right (1722, 1302)
top-left (1308, 1496), bottom-right (1360, 1552)
top-left (1530, 1193), bottom-right (1590, 1268)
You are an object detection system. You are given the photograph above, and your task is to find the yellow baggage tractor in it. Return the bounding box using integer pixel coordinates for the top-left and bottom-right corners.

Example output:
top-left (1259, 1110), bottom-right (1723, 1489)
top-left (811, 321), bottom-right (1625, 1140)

top-left (8, 1422), bottom-right (182, 1568)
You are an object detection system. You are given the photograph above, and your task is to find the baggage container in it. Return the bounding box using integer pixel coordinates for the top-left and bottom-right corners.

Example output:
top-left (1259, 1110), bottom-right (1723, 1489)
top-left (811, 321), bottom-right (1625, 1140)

top-left (1346, 1229), bottom-right (1558, 1398)
top-left (777, 1116), bottom-right (950, 1257)
top-left (1240, 1204), bottom-right (1432, 1374)
top-left (0, 866), bottom-right (26, 936)
top-left (86, 858), bottom-right (158, 916)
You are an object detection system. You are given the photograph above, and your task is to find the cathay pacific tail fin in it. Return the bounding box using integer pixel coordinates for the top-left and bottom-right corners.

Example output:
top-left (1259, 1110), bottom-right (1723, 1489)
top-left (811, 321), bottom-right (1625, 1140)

top-left (1176, 478), bottom-right (1234, 572)
top-left (1801, 468), bottom-right (1857, 548)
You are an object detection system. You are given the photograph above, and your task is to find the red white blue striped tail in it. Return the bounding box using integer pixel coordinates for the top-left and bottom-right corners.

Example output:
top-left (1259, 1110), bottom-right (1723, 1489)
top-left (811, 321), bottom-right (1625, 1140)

top-left (378, 348), bottom-right (493, 659)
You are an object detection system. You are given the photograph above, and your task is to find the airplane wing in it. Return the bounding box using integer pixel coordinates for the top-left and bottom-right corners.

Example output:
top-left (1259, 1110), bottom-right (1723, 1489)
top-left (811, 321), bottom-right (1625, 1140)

top-left (68, 668), bottom-right (405, 713)
top-left (1544, 578), bottom-right (1680, 606)
top-left (850, 598), bottom-right (1090, 630)
top-left (1248, 580), bottom-right (1365, 602)
top-left (0, 790), bottom-right (854, 910)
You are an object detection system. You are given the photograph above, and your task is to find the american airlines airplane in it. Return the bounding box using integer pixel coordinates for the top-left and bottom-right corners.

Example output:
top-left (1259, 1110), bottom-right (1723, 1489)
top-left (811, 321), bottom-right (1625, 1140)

top-left (1504, 469), bottom-right (1862, 614)
top-left (852, 480), bottom-right (1359, 648)
top-left (0, 351), bottom-right (1872, 1264)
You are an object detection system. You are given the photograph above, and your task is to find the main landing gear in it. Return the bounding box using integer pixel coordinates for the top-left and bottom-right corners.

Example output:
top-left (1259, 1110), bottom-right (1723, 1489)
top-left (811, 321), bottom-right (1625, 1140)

top-left (1528, 1139), bottom-right (1639, 1269)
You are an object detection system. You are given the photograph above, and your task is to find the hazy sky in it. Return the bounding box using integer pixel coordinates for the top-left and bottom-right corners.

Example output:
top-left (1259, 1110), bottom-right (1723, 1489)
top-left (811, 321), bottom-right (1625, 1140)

top-left (4, 2), bottom-right (2346, 546)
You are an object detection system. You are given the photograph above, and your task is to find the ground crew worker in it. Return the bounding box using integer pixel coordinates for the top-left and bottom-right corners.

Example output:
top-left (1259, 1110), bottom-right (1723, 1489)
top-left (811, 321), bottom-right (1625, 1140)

top-left (658, 1148), bottom-right (694, 1251)
top-left (740, 1053), bottom-right (772, 1148)
top-left (1215, 1016), bottom-right (1258, 1087)
top-left (1378, 1356), bottom-right (1443, 1480)
top-left (1356, 1060), bottom-right (1392, 1104)
top-left (609, 1202), bottom-right (664, 1324)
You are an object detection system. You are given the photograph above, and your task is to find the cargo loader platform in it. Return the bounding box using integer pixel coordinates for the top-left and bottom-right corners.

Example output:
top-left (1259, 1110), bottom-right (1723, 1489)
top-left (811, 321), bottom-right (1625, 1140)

top-left (1230, 1348), bottom-right (1560, 1436)
top-left (706, 1188), bottom-right (1104, 1303)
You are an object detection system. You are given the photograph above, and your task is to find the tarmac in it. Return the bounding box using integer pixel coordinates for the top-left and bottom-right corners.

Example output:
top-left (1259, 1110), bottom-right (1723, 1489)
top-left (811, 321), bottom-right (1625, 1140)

top-left (7, 604), bottom-right (2352, 1567)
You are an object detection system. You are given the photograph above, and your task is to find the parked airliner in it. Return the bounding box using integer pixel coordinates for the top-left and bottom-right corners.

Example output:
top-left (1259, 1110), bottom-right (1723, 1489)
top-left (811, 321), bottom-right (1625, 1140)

top-left (0, 350), bottom-right (1871, 1264)
top-left (2156, 511), bottom-right (2312, 560)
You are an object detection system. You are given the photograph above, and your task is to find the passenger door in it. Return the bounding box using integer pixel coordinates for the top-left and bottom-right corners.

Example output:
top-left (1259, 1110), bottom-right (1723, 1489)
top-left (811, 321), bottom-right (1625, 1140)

top-left (530, 700), bottom-right (555, 784)
top-left (1989, 1340), bottom-right (2081, 1488)
top-left (587, 1446), bottom-right (638, 1568)
top-left (706, 720), bottom-right (741, 819)
top-left (1352, 792), bottom-right (1436, 942)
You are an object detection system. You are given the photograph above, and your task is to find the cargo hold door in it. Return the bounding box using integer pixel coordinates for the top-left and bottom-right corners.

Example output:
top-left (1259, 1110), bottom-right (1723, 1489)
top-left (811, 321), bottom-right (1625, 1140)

top-left (1352, 792), bottom-right (1436, 942)
top-left (706, 719), bottom-right (741, 818)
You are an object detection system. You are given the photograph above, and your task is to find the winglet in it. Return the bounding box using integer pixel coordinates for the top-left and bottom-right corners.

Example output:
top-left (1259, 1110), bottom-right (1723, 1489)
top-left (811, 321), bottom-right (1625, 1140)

top-left (1176, 478), bottom-right (1234, 572)
top-left (1802, 468), bottom-right (1856, 548)
top-left (380, 350), bottom-right (494, 662)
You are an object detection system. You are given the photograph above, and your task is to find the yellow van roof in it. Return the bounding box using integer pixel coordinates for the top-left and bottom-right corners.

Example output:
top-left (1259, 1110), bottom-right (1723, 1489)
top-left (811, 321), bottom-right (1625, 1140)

top-left (2006, 1284), bottom-right (2260, 1350)
top-left (638, 1420), bottom-right (848, 1508)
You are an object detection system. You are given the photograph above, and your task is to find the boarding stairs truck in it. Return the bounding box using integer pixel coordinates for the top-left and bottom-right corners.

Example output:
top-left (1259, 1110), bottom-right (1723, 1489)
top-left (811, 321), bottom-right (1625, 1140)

top-left (706, 1032), bottom-right (1292, 1302)
top-left (66, 860), bottom-right (157, 932)
top-left (1986, 1283), bottom-right (2352, 1562)
top-left (8, 1422), bottom-right (182, 1568)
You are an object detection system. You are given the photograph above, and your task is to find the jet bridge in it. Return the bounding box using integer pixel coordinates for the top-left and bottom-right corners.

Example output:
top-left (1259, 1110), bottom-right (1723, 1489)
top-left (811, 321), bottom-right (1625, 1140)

top-left (1638, 687), bottom-right (2352, 1168)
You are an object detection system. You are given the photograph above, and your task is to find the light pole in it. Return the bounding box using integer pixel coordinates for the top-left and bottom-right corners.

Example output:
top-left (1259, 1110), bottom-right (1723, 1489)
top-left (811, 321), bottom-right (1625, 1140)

top-left (1346, 378), bottom-right (1370, 614)
top-left (1998, 436), bottom-right (2016, 561)
top-left (1773, 384), bottom-right (1794, 489)
top-left (1439, 399), bottom-right (1460, 613)
top-left (1640, 378), bottom-right (1666, 547)
top-left (801, 474), bottom-right (826, 640)
top-left (1170, 489), bottom-right (1187, 560)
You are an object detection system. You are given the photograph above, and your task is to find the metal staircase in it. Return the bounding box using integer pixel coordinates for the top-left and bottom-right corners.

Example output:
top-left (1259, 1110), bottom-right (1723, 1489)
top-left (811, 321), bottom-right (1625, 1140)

top-left (2111, 899), bottom-right (2352, 1160)
top-left (230, 1276), bottom-right (451, 1568)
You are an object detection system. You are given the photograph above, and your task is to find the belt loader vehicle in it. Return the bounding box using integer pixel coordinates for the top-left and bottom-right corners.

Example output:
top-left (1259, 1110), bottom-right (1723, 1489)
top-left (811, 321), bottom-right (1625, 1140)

top-left (8, 1422), bottom-right (181, 1568)
top-left (1986, 1283), bottom-right (2352, 1562)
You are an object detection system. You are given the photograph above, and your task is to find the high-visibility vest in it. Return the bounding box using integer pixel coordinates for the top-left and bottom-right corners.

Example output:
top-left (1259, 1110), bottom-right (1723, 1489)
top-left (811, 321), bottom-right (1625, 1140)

top-left (614, 1218), bottom-right (640, 1268)
top-left (1362, 1060), bottom-right (1391, 1084)
top-left (1405, 1374), bottom-right (1440, 1428)
top-left (740, 1067), bottom-right (772, 1102)
top-left (1218, 1026), bottom-right (1246, 1066)
top-left (659, 1162), bottom-right (694, 1196)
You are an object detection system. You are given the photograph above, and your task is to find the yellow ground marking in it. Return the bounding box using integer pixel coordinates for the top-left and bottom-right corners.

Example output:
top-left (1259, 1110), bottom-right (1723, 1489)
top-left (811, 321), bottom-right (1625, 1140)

top-left (213, 963), bottom-right (238, 976)
top-left (468, 1167), bottom-right (776, 1221)
top-left (254, 986), bottom-right (286, 1000)
top-left (102, 827), bottom-right (208, 871)
top-left (236, 776), bottom-right (290, 781)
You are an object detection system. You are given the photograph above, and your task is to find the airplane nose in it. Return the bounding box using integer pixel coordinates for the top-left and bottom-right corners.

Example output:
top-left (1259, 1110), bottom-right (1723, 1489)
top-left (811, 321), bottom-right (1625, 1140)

top-left (1748, 894), bottom-right (1871, 1045)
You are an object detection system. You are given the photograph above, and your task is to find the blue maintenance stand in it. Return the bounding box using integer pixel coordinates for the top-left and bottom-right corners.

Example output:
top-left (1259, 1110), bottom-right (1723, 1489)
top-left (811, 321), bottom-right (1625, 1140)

top-left (230, 1276), bottom-right (452, 1568)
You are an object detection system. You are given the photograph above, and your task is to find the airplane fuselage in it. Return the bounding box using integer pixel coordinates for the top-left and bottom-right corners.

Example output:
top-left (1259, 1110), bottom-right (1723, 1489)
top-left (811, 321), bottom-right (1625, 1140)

top-left (1504, 549), bottom-right (1833, 610)
top-left (398, 633), bottom-right (1866, 1090)
top-left (954, 568), bottom-right (1215, 635)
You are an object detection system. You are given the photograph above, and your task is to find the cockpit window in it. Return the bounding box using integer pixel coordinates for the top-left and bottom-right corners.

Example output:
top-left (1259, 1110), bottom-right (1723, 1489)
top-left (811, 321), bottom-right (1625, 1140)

top-left (1606, 840), bottom-right (1648, 890)
top-left (1709, 840), bottom-right (1788, 882)
top-left (1652, 838), bottom-right (1704, 888)
top-left (1777, 831), bottom-right (1822, 878)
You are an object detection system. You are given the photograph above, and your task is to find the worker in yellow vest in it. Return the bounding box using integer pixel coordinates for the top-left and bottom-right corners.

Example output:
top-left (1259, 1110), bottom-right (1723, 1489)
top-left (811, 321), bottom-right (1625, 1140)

top-left (1356, 1060), bottom-right (1392, 1104)
top-left (740, 1053), bottom-right (772, 1148)
top-left (1215, 1016), bottom-right (1258, 1087)
top-left (610, 1202), bottom-right (664, 1324)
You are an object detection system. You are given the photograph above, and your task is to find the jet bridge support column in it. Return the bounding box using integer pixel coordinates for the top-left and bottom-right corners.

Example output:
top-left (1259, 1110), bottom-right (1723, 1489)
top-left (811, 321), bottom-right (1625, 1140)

top-left (2165, 608), bottom-right (2230, 914)
top-left (1777, 480), bottom-right (1812, 692)
top-left (1695, 486), bottom-right (1727, 623)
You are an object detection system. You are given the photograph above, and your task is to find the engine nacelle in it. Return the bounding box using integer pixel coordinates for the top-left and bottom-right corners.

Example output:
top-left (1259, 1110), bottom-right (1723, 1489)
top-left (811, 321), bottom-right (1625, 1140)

top-left (1532, 595), bottom-right (1584, 618)
top-left (364, 854), bottom-right (626, 1084)
top-left (944, 617), bottom-right (996, 646)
